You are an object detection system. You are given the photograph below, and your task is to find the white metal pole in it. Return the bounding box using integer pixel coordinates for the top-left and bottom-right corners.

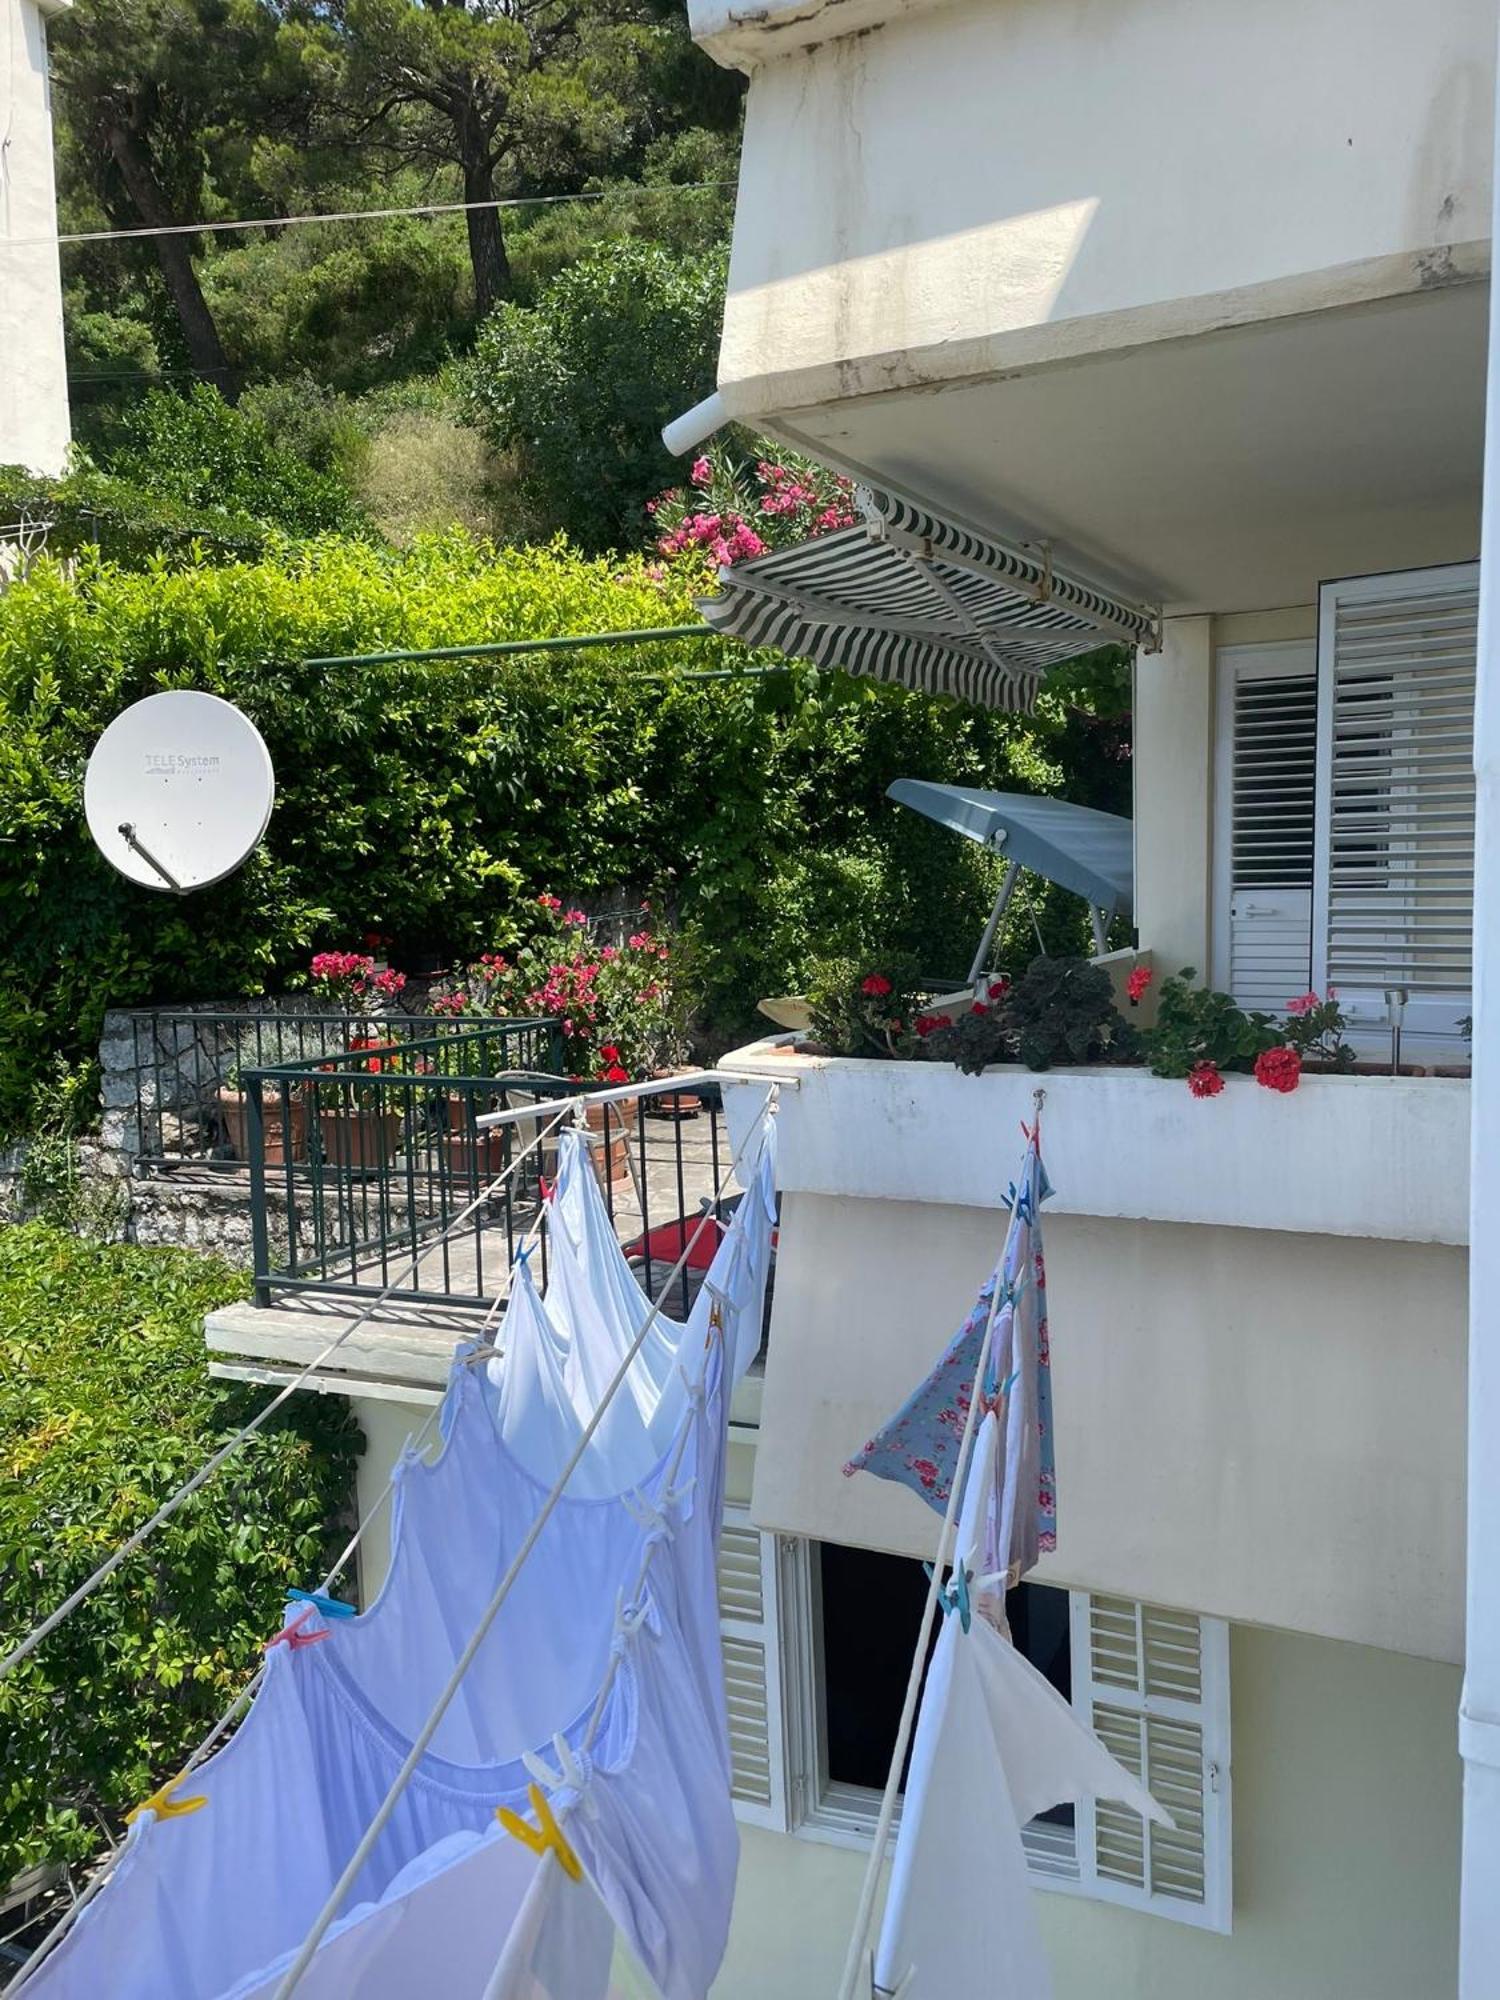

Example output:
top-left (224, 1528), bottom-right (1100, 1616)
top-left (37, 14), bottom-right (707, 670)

top-left (1460, 45), bottom-right (1500, 1994)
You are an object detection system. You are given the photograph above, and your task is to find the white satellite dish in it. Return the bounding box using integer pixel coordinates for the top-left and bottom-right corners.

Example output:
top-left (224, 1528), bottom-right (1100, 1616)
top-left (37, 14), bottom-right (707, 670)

top-left (84, 690), bottom-right (275, 894)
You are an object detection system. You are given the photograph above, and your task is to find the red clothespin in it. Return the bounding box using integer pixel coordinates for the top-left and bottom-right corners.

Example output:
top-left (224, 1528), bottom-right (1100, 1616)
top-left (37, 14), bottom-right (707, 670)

top-left (266, 1604), bottom-right (330, 1654)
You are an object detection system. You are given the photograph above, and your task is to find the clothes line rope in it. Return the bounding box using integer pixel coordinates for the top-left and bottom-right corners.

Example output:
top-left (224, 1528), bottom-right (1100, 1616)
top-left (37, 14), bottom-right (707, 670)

top-left (0, 1097), bottom-right (575, 1687)
top-left (0, 181), bottom-right (739, 254)
top-left (269, 1098), bottom-right (775, 1999)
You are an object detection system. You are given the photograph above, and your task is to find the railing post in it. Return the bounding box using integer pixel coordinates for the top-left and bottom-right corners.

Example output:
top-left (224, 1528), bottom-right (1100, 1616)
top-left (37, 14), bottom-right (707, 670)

top-left (246, 1071), bottom-right (272, 1308)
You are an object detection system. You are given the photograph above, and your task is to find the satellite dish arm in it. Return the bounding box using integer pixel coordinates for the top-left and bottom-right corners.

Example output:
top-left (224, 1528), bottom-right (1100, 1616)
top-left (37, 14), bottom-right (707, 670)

top-left (117, 822), bottom-right (184, 894)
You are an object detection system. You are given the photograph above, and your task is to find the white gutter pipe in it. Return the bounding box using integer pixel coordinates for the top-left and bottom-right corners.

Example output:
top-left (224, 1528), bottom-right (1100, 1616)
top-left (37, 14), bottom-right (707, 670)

top-left (1460, 37), bottom-right (1500, 1997)
top-left (661, 391), bottom-right (727, 457)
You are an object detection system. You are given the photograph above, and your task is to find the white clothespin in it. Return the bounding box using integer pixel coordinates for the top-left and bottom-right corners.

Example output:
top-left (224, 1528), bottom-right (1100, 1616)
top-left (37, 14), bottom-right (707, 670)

top-left (522, 1734), bottom-right (598, 1819)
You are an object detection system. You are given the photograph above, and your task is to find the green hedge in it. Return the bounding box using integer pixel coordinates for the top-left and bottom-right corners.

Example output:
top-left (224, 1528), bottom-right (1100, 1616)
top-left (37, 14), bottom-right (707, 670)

top-left (0, 1227), bottom-right (361, 1879)
top-left (0, 531), bottom-right (1124, 1130)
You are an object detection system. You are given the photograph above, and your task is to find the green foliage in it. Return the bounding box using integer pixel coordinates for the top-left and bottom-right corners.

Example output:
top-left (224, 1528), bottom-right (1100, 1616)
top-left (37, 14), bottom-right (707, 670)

top-left (1280, 991), bottom-right (1355, 1070)
top-left (1, 386), bottom-right (370, 568)
top-left (915, 956), bottom-right (1137, 1075)
top-left (805, 952), bottom-right (926, 1061)
top-left (1004, 954), bottom-right (1136, 1071)
top-left (1142, 968), bottom-right (1281, 1078)
top-left (0, 534), bottom-right (1081, 1126)
top-left (104, 385), bottom-right (368, 538)
top-left (12, 1059), bottom-right (124, 1238)
top-left (0, 1227), bottom-right (360, 1878)
top-left (466, 242), bottom-right (725, 551)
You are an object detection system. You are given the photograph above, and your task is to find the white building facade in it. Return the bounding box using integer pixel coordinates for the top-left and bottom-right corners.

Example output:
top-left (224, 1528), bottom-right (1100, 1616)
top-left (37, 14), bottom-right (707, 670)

top-left (668, 0), bottom-right (1500, 1993)
top-left (1, 0), bottom-right (70, 475)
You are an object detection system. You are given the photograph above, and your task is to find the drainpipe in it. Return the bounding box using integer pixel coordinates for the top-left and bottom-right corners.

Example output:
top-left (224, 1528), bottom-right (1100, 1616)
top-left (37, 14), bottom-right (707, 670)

top-left (1460, 58), bottom-right (1500, 1997)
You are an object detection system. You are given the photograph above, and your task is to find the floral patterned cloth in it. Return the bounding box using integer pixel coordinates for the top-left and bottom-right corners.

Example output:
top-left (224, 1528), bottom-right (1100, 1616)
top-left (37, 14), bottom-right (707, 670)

top-left (843, 1131), bottom-right (1055, 1584)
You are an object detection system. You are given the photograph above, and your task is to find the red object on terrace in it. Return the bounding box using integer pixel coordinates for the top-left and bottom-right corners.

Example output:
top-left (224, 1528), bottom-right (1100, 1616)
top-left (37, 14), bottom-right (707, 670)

top-left (623, 1214), bottom-right (727, 1271)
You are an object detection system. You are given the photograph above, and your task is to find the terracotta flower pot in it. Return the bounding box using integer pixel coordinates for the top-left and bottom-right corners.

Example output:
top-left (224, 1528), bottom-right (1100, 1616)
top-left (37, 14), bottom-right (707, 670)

top-left (316, 1105), bottom-right (404, 1171)
top-left (216, 1087), bottom-right (307, 1165)
top-left (644, 1066), bottom-right (703, 1121)
top-left (585, 1095), bottom-right (639, 1187)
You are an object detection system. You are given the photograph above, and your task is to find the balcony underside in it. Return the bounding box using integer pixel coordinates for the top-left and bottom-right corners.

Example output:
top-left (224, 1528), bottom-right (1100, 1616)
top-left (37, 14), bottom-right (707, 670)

top-left (742, 278), bottom-right (1487, 616)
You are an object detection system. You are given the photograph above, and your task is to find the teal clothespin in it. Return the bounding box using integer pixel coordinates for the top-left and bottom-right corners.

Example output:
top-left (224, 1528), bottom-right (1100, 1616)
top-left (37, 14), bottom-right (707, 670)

top-left (286, 1588), bottom-right (356, 1620)
top-left (923, 1561), bottom-right (973, 1634)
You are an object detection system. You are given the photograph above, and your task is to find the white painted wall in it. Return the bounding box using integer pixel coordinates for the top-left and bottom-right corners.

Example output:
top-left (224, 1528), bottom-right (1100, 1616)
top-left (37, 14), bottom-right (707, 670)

top-left (723, 1056), bottom-right (1472, 1246)
top-left (748, 1189), bottom-right (1467, 1662)
top-left (713, 0), bottom-right (1495, 415)
top-left (713, 1628), bottom-right (1461, 2000)
top-left (0, 0), bottom-right (69, 475)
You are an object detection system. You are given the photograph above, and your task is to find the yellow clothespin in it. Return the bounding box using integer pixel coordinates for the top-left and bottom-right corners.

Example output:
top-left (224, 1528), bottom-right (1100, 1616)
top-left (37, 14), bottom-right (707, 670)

top-left (126, 1771), bottom-right (207, 1827)
top-left (496, 1782), bottom-right (582, 1883)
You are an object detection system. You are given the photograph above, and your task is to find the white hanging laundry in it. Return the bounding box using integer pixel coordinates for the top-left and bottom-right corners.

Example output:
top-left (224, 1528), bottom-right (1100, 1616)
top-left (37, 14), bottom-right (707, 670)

top-left (24, 1108), bottom-right (777, 2000)
top-left (873, 1414), bottom-right (1169, 2000)
top-left (220, 1829), bottom-right (617, 2000)
top-left (547, 1117), bottom-right (776, 1405)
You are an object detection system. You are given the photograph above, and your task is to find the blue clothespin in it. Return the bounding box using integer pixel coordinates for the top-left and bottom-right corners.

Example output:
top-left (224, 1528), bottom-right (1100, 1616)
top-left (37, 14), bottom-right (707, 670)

top-left (923, 1561), bottom-right (973, 1634)
top-left (286, 1588), bottom-right (356, 1620)
top-left (516, 1241), bottom-right (535, 1267)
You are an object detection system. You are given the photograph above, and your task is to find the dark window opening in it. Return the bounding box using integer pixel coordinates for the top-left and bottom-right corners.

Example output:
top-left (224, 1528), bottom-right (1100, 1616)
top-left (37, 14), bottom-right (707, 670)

top-left (817, 1541), bottom-right (1073, 1823)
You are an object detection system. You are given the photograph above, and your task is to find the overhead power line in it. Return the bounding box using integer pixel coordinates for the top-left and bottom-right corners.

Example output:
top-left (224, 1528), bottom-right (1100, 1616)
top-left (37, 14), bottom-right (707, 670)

top-left (0, 179), bottom-right (737, 253)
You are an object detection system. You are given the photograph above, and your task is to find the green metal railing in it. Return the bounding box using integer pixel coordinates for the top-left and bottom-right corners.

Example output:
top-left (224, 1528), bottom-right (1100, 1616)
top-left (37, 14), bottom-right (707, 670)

top-left (123, 1005), bottom-right (521, 1170)
top-left (242, 1018), bottom-right (567, 1306)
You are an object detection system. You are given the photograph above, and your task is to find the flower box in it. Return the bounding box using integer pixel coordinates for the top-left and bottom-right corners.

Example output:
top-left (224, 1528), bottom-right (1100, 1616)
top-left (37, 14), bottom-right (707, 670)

top-left (718, 1040), bottom-right (1471, 1246)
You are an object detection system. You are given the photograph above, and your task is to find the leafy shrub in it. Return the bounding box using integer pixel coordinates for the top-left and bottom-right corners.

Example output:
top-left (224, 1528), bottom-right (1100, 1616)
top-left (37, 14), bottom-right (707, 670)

top-left (0, 533), bottom-right (1115, 1130)
top-left (915, 956), bottom-right (1137, 1075)
top-left (1005, 954), bottom-right (1137, 1071)
top-left (0, 1227), bottom-right (360, 1879)
top-left (1142, 968), bottom-right (1281, 1079)
top-left (806, 953), bottom-right (926, 1059)
top-left (104, 385), bottom-right (368, 539)
top-left (466, 241), bottom-right (725, 552)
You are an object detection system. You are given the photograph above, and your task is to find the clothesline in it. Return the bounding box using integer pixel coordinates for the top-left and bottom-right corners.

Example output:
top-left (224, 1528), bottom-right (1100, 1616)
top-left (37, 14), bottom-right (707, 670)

top-left (268, 1104), bottom-right (773, 1998)
top-left (0, 1094), bottom-right (575, 1684)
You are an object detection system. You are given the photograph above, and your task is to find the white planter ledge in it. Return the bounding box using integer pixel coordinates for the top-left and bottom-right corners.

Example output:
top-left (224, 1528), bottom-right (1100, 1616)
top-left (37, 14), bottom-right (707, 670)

top-left (720, 1040), bottom-right (1470, 1246)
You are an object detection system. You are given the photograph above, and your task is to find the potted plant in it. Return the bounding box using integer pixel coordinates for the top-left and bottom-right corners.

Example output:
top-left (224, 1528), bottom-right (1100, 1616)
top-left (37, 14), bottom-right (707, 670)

top-left (305, 951), bottom-right (411, 1168)
top-left (449, 896), bottom-right (686, 1186)
top-left (215, 1027), bottom-right (309, 1164)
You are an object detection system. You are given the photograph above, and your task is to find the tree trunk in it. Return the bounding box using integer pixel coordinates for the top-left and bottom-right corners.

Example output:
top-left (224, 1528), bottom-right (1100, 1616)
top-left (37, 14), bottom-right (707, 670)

top-left (461, 147), bottom-right (512, 322)
top-left (105, 120), bottom-right (237, 400)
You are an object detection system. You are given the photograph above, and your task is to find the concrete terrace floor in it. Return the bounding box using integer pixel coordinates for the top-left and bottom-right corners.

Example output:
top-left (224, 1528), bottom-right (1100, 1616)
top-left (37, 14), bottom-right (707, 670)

top-left (204, 1107), bottom-right (742, 1404)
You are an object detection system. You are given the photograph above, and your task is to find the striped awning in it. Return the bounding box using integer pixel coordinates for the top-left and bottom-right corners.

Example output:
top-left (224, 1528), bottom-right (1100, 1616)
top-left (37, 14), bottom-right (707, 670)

top-left (697, 487), bottom-right (1158, 713)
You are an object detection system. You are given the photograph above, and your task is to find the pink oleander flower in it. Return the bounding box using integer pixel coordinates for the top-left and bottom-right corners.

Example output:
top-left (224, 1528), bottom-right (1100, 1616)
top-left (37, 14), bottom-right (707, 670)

top-left (690, 455), bottom-right (712, 486)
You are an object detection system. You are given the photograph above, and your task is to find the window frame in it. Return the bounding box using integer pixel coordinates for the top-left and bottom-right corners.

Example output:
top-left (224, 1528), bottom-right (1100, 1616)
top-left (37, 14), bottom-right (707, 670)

top-left (728, 1524), bottom-right (1231, 1930)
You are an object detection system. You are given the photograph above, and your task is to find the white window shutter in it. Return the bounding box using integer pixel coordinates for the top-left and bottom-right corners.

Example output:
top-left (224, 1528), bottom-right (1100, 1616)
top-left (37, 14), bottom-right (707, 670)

top-left (1070, 1595), bottom-right (1232, 1932)
top-left (1313, 565), bottom-right (1478, 1042)
top-left (718, 1508), bottom-right (790, 1830)
top-left (1213, 642), bottom-right (1317, 1011)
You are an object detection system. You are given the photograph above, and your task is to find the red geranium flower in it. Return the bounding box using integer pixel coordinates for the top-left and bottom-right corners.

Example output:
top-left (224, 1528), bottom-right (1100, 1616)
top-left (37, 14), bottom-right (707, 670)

top-left (861, 973), bottom-right (893, 998)
top-left (601, 1063), bottom-right (630, 1084)
top-left (1188, 1061), bottom-right (1224, 1099)
top-left (1126, 965), bottom-right (1153, 1005)
top-left (1254, 1045), bottom-right (1302, 1093)
top-left (970, 1002), bottom-right (989, 1017)
top-left (915, 1013), bottom-right (945, 1037)
top-left (598, 1043), bottom-right (620, 1063)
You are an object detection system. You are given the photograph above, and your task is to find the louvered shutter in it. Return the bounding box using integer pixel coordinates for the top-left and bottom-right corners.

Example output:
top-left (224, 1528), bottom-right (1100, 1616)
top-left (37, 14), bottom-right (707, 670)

top-left (1314, 565), bottom-right (1478, 1042)
top-left (1070, 1595), bottom-right (1231, 1932)
top-left (717, 1508), bottom-right (789, 1829)
top-left (1215, 644), bottom-right (1316, 1012)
